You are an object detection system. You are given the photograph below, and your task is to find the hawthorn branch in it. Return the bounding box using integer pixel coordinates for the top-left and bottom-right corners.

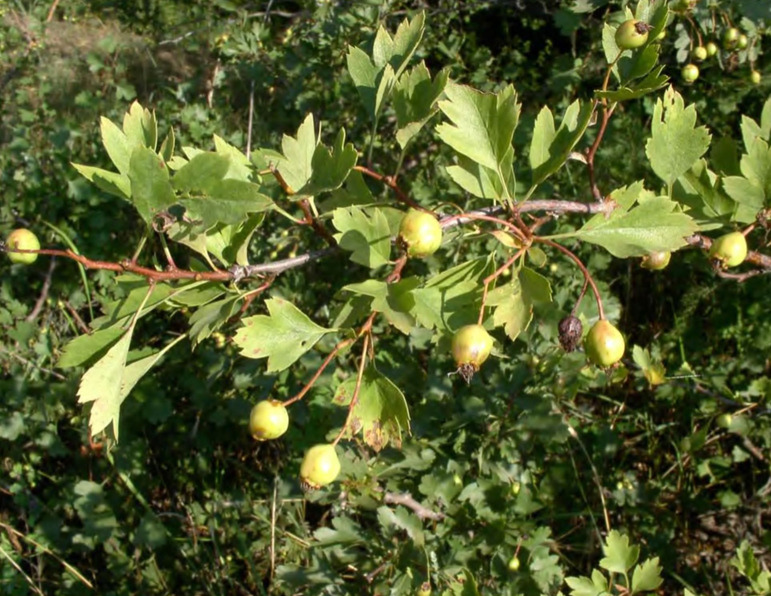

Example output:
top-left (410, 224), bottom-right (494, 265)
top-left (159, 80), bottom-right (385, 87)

top-left (354, 165), bottom-right (424, 211)
top-left (26, 257), bottom-right (56, 323)
top-left (383, 492), bottom-right (444, 521)
top-left (6, 204), bottom-right (771, 291)
top-left (297, 198), bottom-right (336, 245)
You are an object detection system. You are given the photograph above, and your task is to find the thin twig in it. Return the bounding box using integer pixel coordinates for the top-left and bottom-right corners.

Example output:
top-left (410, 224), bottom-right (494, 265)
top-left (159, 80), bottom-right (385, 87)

top-left (26, 257), bottom-right (56, 322)
top-left (383, 492), bottom-right (444, 521)
top-left (354, 165), bottom-right (423, 210)
top-left (46, 0), bottom-right (61, 22)
top-left (281, 336), bottom-right (356, 407)
top-left (565, 423), bottom-right (612, 533)
top-left (537, 238), bottom-right (606, 319)
top-left (333, 332), bottom-right (370, 445)
top-left (0, 347), bottom-right (67, 380)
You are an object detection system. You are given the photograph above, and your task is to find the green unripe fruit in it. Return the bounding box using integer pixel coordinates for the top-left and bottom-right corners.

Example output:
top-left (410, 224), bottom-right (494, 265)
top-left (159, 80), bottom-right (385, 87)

top-left (398, 210), bottom-right (443, 258)
top-left (709, 231), bottom-right (748, 268)
top-left (451, 324), bottom-right (493, 369)
top-left (641, 251), bottom-right (671, 271)
top-left (615, 19), bottom-right (650, 50)
top-left (584, 320), bottom-right (625, 367)
top-left (706, 42), bottom-right (718, 57)
top-left (737, 34), bottom-right (748, 49)
top-left (451, 324), bottom-right (494, 384)
top-left (417, 583), bottom-right (431, 596)
top-left (716, 413), bottom-right (733, 429)
top-left (508, 556), bottom-right (521, 571)
top-left (751, 70), bottom-right (761, 85)
top-left (6, 228), bottom-right (40, 265)
top-left (249, 400), bottom-right (289, 440)
top-left (723, 27), bottom-right (739, 49)
top-left (682, 64), bottom-right (699, 83)
top-left (692, 46), bottom-right (707, 61)
top-left (300, 444), bottom-right (341, 490)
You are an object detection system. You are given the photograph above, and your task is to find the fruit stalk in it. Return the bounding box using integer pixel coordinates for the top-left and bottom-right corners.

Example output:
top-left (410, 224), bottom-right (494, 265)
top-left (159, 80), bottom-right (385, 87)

top-left (537, 238), bottom-right (605, 319)
top-left (477, 247), bottom-right (527, 325)
top-left (333, 331), bottom-right (370, 446)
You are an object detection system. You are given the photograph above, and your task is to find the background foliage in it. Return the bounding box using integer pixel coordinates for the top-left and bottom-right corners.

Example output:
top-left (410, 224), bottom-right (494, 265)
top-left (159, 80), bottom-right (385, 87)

top-left (1, 1), bottom-right (770, 595)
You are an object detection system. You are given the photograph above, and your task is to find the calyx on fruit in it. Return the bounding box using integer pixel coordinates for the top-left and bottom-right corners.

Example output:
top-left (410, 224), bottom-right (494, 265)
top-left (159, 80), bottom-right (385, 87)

top-left (417, 582), bottom-right (432, 596)
top-left (6, 228), bottom-right (40, 265)
top-left (641, 251), bottom-right (671, 270)
top-left (709, 231), bottom-right (748, 268)
top-left (398, 209), bottom-right (443, 258)
top-left (682, 63), bottom-right (699, 83)
top-left (451, 324), bottom-right (493, 383)
top-left (300, 444), bottom-right (341, 490)
top-left (249, 399), bottom-right (289, 440)
top-left (615, 19), bottom-right (650, 50)
top-left (558, 315), bottom-right (583, 352)
top-left (584, 319), bottom-right (625, 367)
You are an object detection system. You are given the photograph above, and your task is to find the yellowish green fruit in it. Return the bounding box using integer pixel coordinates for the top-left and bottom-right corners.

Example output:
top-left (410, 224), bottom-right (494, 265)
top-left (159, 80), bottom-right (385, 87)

top-left (300, 444), bottom-right (341, 490)
top-left (249, 400), bottom-right (289, 440)
top-left (716, 413), bottom-right (733, 429)
top-left (692, 46), bottom-right (707, 61)
top-left (398, 209), bottom-right (443, 258)
top-left (508, 556), bottom-right (521, 571)
top-left (709, 231), bottom-right (748, 268)
top-left (706, 41), bottom-right (718, 57)
top-left (6, 228), bottom-right (40, 265)
top-left (751, 70), bottom-right (761, 85)
top-left (682, 63), bottom-right (699, 84)
top-left (737, 34), bottom-right (748, 49)
top-left (451, 324), bottom-right (493, 370)
top-left (417, 582), bottom-right (431, 596)
top-left (584, 320), bottom-right (625, 367)
top-left (641, 251), bottom-right (671, 270)
top-left (615, 19), bottom-right (650, 50)
top-left (723, 27), bottom-right (739, 49)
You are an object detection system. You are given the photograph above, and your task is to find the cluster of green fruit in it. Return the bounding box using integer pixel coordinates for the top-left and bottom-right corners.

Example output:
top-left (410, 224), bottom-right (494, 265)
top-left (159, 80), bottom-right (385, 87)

top-left (4, 217), bottom-right (753, 492)
top-left (249, 400), bottom-right (342, 489)
top-left (247, 209), bottom-right (445, 490)
top-left (683, 27), bottom-right (759, 85)
top-left (639, 231), bottom-right (748, 272)
top-left (614, 17), bottom-right (760, 87)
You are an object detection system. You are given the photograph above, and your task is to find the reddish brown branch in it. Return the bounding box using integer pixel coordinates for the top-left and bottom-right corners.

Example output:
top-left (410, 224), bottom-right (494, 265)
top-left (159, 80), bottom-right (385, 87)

top-left (26, 257), bottom-right (56, 322)
top-left (281, 336), bottom-right (356, 407)
top-left (478, 248), bottom-right (527, 325)
top-left (585, 102), bottom-right (616, 202)
top-left (536, 238), bottom-right (606, 319)
top-left (298, 198), bottom-right (336, 245)
top-left (354, 165), bottom-right (423, 211)
top-left (29, 248), bottom-right (232, 281)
